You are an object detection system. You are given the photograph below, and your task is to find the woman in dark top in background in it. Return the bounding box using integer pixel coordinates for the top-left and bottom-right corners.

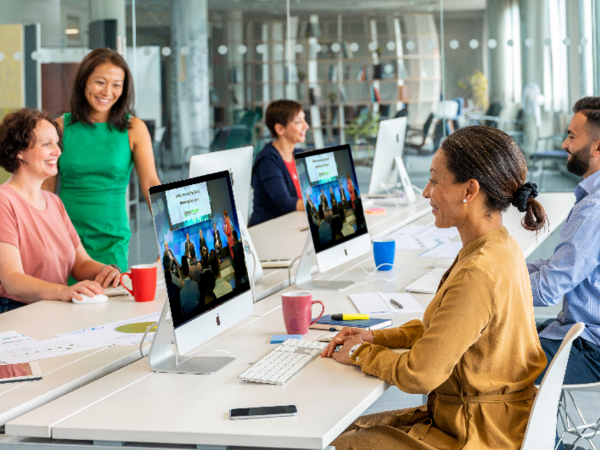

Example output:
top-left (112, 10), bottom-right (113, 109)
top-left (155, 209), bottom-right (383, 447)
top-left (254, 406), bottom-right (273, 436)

top-left (249, 100), bottom-right (309, 226)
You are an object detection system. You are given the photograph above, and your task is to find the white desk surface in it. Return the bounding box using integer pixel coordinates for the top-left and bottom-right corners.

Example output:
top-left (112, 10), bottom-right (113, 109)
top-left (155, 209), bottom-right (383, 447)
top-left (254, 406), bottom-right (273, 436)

top-left (4, 192), bottom-right (575, 449)
top-left (0, 197), bottom-right (433, 433)
top-left (251, 197), bottom-right (432, 301)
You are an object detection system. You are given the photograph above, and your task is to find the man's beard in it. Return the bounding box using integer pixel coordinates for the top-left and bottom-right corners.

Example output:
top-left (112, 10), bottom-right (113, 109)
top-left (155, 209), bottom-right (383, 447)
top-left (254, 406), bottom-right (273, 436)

top-left (566, 144), bottom-right (592, 177)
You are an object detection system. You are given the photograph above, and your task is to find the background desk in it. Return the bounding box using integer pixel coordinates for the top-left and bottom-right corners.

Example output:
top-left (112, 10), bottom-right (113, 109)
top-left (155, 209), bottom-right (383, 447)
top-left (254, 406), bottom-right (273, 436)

top-left (3, 192), bottom-right (575, 449)
top-left (251, 197), bottom-right (432, 301)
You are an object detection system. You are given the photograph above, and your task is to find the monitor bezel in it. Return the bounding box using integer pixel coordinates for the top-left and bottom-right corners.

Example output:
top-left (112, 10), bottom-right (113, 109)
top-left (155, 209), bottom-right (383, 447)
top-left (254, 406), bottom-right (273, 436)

top-left (149, 171), bottom-right (253, 356)
top-left (294, 144), bottom-right (369, 255)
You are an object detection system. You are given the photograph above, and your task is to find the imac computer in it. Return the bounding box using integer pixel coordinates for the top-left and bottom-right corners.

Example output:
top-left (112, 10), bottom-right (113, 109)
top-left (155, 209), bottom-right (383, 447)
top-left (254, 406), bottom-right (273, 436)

top-left (188, 146), bottom-right (263, 282)
top-left (367, 117), bottom-right (415, 203)
top-left (293, 144), bottom-right (371, 290)
top-left (148, 171), bottom-right (253, 374)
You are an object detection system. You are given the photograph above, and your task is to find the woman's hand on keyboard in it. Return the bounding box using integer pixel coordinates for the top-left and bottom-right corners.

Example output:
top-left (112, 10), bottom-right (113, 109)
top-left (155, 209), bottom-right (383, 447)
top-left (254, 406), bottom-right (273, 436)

top-left (320, 327), bottom-right (373, 358)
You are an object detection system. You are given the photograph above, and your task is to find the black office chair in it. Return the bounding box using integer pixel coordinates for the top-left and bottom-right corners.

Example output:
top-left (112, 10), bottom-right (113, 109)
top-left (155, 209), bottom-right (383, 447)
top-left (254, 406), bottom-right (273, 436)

top-left (404, 113), bottom-right (436, 155)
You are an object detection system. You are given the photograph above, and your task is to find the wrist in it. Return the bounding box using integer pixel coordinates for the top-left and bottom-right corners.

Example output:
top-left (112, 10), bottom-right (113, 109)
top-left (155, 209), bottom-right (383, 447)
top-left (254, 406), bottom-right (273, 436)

top-left (106, 264), bottom-right (121, 273)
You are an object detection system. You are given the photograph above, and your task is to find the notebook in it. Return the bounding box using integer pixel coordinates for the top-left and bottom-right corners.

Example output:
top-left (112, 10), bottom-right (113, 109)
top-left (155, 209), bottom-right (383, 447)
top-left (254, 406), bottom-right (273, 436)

top-left (309, 315), bottom-right (392, 331)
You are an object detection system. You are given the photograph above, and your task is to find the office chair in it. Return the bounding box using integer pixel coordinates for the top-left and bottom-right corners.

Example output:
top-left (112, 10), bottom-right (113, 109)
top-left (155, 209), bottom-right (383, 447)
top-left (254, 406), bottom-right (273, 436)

top-left (556, 379), bottom-right (600, 448)
top-left (210, 125), bottom-right (253, 152)
top-left (521, 322), bottom-right (584, 450)
top-left (530, 127), bottom-right (569, 191)
top-left (404, 112), bottom-right (436, 155)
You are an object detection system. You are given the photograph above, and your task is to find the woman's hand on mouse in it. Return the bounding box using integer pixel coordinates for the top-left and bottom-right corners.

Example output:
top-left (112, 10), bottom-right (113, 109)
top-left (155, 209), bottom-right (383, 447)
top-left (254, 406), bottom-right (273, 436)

top-left (60, 281), bottom-right (104, 302)
top-left (321, 327), bottom-right (373, 358)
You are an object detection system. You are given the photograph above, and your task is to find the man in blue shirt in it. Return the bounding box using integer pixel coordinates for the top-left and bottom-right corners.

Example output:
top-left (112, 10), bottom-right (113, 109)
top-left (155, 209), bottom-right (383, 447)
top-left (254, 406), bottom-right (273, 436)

top-left (529, 97), bottom-right (600, 385)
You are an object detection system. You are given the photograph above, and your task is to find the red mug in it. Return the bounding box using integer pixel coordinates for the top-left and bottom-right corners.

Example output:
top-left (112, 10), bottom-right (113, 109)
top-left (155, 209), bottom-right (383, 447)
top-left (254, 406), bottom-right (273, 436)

top-left (120, 264), bottom-right (157, 302)
top-left (281, 291), bottom-right (325, 335)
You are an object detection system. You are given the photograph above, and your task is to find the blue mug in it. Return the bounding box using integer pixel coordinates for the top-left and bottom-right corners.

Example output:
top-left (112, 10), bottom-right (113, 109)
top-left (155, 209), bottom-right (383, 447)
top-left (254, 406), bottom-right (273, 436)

top-left (373, 239), bottom-right (395, 271)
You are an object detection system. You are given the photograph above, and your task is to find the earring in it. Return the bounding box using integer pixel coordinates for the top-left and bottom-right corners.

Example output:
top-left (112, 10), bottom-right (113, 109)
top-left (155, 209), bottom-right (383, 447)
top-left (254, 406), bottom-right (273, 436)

top-left (463, 199), bottom-right (467, 203)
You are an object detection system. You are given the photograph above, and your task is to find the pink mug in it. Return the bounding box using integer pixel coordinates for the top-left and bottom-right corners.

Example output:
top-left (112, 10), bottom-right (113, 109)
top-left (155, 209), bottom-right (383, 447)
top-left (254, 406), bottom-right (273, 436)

top-left (281, 291), bottom-right (325, 335)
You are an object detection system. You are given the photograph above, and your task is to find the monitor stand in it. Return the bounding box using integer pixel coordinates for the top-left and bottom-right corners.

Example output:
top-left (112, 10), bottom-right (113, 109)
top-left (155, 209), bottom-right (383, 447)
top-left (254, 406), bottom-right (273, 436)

top-left (294, 233), bottom-right (354, 291)
top-left (147, 301), bottom-right (235, 375)
top-left (395, 156), bottom-right (416, 204)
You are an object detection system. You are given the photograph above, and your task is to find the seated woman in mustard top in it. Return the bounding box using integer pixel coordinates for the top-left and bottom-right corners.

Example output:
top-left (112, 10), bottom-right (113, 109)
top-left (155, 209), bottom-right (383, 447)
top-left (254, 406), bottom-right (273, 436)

top-left (322, 126), bottom-right (548, 450)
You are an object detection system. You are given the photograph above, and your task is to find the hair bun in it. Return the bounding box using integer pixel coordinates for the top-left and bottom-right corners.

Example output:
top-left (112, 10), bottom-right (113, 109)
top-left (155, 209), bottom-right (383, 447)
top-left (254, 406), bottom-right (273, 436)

top-left (511, 182), bottom-right (538, 212)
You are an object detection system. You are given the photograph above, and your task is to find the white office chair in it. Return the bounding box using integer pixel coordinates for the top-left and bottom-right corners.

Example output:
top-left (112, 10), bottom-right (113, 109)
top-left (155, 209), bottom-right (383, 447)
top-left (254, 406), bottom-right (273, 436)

top-left (521, 322), bottom-right (585, 450)
top-left (557, 380), bottom-right (600, 448)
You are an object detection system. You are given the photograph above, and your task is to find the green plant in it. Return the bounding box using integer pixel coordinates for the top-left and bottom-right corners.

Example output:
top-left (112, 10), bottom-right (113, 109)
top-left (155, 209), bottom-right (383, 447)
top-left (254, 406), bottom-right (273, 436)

top-left (458, 70), bottom-right (489, 111)
top-left (346, 110), bottom-right (381, 143)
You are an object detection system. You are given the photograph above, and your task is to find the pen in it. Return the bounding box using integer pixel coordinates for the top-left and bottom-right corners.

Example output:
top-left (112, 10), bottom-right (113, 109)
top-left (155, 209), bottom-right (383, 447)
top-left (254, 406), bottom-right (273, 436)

top-left (331, 314), bottom-right (370, 321)
top-left (390, 299), bottom-right (403, 309)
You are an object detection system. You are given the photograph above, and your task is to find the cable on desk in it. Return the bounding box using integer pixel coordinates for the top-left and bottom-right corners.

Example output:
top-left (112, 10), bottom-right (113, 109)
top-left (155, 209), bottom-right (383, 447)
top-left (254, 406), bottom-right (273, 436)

top-left (139, 322), bottom-right (158, 358)
top-left (358, 261), bottom-right (432, 275)
top-left (243, 240), bottom-right (257, 303)
top-left (288, 254), bottom-right (302, 285)
top-left (335, 266), bottom-right (415, 286)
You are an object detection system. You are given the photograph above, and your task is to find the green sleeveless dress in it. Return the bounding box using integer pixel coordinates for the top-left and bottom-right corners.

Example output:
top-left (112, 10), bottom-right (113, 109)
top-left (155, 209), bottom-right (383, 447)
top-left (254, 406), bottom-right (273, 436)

top-left (59, 113), bottom-right (133, 274)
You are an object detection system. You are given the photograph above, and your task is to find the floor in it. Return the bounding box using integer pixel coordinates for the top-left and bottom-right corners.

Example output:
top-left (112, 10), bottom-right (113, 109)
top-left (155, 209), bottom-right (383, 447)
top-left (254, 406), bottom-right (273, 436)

top-left (129, 160), bottom-right (599, 448)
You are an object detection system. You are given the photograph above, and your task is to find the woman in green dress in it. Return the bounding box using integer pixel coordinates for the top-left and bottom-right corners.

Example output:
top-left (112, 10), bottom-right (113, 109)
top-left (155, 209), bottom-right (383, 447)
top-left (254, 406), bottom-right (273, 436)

top-left (43, 49), bottom-right (160, 273)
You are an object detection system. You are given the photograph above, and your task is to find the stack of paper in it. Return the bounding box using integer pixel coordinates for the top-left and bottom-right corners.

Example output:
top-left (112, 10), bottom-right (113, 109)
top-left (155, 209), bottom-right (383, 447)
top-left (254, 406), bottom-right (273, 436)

top-left (0, 335), bottom-right (107, 364)
top-left (385, 224), bottom-right (462, 257)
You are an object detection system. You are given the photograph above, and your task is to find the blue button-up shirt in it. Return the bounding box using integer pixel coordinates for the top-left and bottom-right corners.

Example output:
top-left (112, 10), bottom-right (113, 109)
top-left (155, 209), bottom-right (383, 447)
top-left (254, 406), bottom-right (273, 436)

top-left (528, 170), bottom-right (600, 345)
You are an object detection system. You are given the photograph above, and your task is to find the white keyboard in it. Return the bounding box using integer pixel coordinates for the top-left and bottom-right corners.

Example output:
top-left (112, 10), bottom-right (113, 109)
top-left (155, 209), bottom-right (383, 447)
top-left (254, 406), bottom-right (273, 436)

top-left (404, 268), bottom-right (446, 294)
top-left (238, 339), bottom-right (327, 386)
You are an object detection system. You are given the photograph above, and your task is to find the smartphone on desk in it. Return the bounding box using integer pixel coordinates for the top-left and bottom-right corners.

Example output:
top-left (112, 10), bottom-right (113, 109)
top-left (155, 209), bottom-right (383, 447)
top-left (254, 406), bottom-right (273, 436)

top-left (0, 362), bottom-right (42, 383)
top-left (229, 405), bottom-right (298, 420)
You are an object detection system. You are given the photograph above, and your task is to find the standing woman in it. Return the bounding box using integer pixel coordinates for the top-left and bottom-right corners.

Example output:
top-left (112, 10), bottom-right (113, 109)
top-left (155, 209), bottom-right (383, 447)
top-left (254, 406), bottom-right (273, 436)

top-left (43, 49), bottom-right (160, 273)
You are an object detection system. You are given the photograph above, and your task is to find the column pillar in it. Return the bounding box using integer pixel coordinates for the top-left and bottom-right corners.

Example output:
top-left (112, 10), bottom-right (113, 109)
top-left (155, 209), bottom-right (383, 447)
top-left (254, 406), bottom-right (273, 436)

top-left (170, 0), bottom-right (210, 163)
top-left (486, 0), bottom-right (511, 104)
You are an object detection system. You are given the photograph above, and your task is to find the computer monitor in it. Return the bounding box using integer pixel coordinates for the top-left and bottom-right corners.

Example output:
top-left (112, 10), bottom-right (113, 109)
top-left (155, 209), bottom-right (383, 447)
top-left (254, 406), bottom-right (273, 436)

top-left (368, 117), bottom-right (410, 197)
top-left (188, 146), bottom-right (263, 283)
top-left (148, 171), bottom-right (253, 373)
top-left (189, 146), bottom-right (253, 223)
top-left (293, 144), bottom-right (371, 290)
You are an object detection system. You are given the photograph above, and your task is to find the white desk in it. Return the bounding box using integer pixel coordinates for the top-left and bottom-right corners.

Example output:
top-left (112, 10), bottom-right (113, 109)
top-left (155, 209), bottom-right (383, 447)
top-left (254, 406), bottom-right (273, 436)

top-left (0, 198), bottom-right (430, 434)
top-left (0, 292), bottom-right (165, 428)
top-left (4, 192), bottom-right (574, 449)
top-left (250, 198), bottom-right (432, 301)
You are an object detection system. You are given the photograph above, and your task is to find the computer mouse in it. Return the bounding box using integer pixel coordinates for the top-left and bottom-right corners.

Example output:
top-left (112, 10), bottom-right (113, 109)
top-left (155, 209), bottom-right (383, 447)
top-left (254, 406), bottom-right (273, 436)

top-left (72, 294), bottom-right (109, 304)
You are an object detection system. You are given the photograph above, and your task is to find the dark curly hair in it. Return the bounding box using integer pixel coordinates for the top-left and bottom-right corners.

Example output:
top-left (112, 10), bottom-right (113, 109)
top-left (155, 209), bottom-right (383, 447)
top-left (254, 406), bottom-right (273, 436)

top-left (0, 109), bottom-right (62, 173)
top-left (441, 126), bottom-right (547, 231)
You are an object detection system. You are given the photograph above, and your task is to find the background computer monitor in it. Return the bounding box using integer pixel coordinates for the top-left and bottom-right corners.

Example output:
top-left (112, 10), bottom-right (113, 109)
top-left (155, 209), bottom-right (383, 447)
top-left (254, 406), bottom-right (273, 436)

top-left (149, 171), bottom-right (253, 357)
top-left (188, 146), bottom-right (263, 283)
top-left (368, 117), bottom-right (408, 195)
top-left (294, 144), bottom-right (371, 274)
top-left (188, 146), bottom-right (253, 223)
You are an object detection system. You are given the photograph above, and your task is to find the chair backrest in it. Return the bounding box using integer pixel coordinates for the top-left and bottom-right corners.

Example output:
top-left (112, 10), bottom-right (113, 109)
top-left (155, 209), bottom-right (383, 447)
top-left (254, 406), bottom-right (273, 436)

top-left (521, 322), bottom-right (585, 450)
top-left (421, 113), bottom-right (435, 145)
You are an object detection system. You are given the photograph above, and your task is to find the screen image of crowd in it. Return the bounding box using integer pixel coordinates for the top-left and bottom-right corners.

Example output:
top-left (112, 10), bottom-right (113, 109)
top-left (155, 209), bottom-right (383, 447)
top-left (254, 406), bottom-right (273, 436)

top-left (296, 148), bottom-right (367, 253)
top-left (150, 176), bottom-right (249, 328)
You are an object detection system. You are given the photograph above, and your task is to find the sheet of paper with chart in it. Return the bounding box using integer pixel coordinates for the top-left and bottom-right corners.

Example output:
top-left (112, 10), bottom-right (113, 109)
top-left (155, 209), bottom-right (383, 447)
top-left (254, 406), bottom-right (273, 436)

top-left (57, 312), bottom-right (161, 346)
top-left (386, 225), bottom-right (460, 250)
top-left (0, 336), bottom-right (107, 364)
top-left (0, 330), bottom-right (37, 350)
top-left (419, 241), bottom-right (463, 258)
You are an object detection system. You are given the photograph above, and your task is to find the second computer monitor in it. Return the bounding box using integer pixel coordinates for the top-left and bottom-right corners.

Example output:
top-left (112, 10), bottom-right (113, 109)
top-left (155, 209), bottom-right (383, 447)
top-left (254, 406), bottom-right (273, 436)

top-left (368, 117), bottom-right (407, 195)
top-left (150, 171), bottom-right (252, 357)
top-left (189, 146), bottom-right (254, 224)
top-left (295, 144), bottom-right (371, 274)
